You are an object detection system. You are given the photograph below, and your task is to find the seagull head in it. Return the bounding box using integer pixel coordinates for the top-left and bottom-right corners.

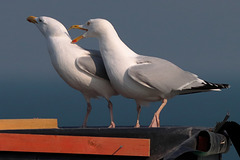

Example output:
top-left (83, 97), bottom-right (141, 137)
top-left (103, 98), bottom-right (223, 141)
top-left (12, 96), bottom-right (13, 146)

top-left (68, 18), bottom-right (115, 43)
top-left (27, 16), bottom-right (69, 38)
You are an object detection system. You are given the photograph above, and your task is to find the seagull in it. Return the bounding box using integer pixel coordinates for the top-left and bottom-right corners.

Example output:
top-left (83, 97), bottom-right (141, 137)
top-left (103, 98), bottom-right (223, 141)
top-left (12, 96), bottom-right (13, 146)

top-left (27, 16), bottom-right (118, 128)
top-left (69, 18), bottom-right (230, 128)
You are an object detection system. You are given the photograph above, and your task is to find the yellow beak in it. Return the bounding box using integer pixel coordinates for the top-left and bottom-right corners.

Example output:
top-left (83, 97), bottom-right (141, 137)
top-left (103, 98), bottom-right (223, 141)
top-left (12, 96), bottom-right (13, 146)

top-left (27, 16), bottom-right (38, 24)
top-left (72, 35), bottom-right (85, 43)
top-left (68, 25), bottom-right (88, 43)
top-left (68, 25), bottom-right (88, 31)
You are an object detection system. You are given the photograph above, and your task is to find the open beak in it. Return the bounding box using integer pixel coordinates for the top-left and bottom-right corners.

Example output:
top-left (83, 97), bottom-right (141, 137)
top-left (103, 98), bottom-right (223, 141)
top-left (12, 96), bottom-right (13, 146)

top-left (68, 25), bottom-right (88, 31)
top-left (27, 16), bottom-right (38, 24)
top-left (68, 25), bottom-right (88, 43)
top-left (71, 35), bottom-right (85, 43)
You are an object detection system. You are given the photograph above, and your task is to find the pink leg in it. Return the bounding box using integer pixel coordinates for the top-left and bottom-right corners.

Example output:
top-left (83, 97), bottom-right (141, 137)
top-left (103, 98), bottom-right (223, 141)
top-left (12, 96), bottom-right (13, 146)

top-left (82, 102), bottom-right (92, 128)
top-left (108, 100), bottom-right (115, 128)
top-left (149, 99), bottom-right (167, 128)
top-left (134, 104), bottom-right (141, 128)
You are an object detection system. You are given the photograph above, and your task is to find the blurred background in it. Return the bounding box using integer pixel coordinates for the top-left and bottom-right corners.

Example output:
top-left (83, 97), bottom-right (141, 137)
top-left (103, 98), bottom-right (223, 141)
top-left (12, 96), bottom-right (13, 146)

top-left (0, 1), bottom-right (239, 159)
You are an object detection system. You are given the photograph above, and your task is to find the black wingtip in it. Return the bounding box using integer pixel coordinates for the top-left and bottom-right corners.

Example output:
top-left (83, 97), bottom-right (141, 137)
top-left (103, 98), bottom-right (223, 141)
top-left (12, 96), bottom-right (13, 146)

top-left (204, 81), bottom-right (230, 89)
top-left (185, 81), bottom-right (230, 91)
top-left (178, 81), bottom-right (230, 95)
top-left (222, 84), bottom-right (230, 89)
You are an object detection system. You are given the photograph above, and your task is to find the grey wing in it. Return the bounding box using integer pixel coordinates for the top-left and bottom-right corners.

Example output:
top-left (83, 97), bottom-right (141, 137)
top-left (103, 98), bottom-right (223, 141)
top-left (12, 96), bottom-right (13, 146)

top-left (75, 53), bottom-right (109, 81)
top-left (127, 56), bottom-right (199, 93)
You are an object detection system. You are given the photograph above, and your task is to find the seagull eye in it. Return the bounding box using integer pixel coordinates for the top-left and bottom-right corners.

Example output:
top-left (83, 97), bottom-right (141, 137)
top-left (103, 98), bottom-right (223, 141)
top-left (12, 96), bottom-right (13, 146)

top-left (87, 22), bottom-right (90, 26)
top-left (39, 19), bottom-right (43, 23)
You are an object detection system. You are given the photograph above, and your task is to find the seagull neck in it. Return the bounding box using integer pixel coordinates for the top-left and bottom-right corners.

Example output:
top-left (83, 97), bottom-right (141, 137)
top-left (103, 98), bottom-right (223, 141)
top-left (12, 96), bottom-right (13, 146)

top-left (98, 31), bottom-right (137, 58)
top-left (47, 35), bottom-right (72, 44)
top-left (46, 35), bottom-right (85, 56)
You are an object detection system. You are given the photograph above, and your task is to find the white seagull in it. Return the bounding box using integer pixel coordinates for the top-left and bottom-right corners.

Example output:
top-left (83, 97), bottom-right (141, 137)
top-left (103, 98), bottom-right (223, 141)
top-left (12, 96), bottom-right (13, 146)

top-left (69, 18), bottom-right (230, 128)
top-left (27, 16), bottom-right (118, 128)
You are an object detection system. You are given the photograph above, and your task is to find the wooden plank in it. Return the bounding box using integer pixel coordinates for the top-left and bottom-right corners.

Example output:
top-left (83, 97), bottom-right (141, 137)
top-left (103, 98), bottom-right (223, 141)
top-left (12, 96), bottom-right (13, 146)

top-left (0, 133), bottom-right (150, 157)
top-left (0, 119), bottom-right (58, 130)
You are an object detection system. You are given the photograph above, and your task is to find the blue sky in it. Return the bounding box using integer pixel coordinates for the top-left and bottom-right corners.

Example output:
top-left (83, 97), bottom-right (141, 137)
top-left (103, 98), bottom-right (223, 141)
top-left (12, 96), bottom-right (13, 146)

top-left (0, 1), bottom-right (239, 159)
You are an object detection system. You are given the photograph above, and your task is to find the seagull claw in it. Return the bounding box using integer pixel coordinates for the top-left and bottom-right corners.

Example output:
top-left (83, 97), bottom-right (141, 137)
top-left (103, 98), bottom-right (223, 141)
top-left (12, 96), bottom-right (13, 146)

top-left (149, 114), bottom-right (160, 128)
top-left (108, 122), bottom-right (116, 128)
top-left (134, 123), bottom-right (141, 128)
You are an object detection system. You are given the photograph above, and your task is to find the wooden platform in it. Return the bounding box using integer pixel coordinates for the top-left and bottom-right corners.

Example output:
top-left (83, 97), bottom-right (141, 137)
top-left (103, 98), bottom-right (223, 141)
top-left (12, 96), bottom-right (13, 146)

top-left (0, 133), bottom-right (149, 156)
top-left (0, 119), bottom-right (234, 160)
top-left (0, 126), bottom-right (207, 160)
top-left (0, 119), bottom-right (58, 130)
